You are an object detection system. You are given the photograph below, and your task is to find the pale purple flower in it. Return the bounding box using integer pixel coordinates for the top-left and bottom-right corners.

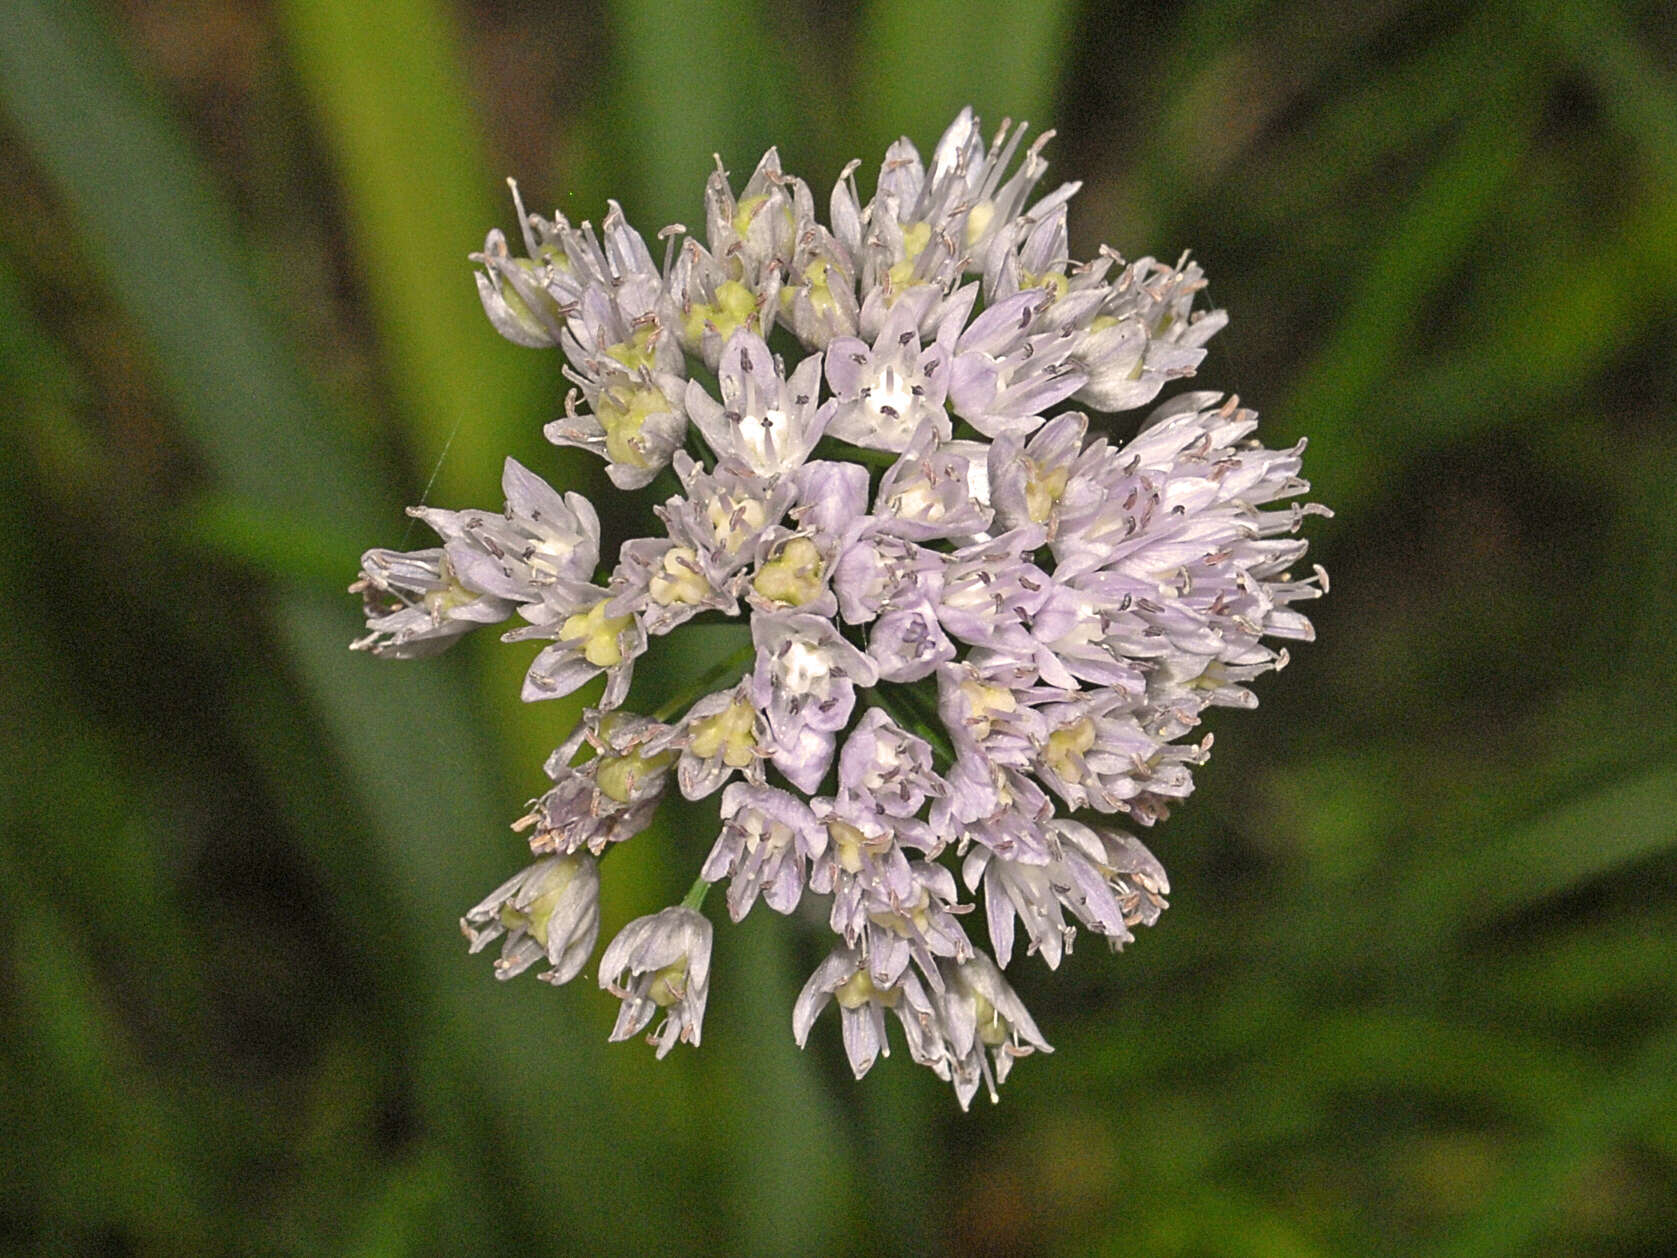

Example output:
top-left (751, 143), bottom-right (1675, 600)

top-left (361, 107), bottom-right (1326, 1102)
top-left (822, 300), bottom-right (956, 451)
top-left (461, 854), bottom-right (600, 985)
top-left (599, 906), bottom-right (713, 1058)
top-left (615, 529), bottom-right (740, 636)
top-left (665, 232), bottom-right (782, 372)
top-left (936, 953), bottom-right (1052, 1109)
top-left (522, 713), bottom-right (673, 856)
top-left (660, 451), bottom-right (798, 581)
top-left (947, 287), bottom-right (1087, 438)
top-left (473, 227), bottom-right (561, 347)
top-left (837, 708), bottom-right (943, 818)
top-left (470, 183), bottom-right (568, 348)
top-left (778, 223), bottom-right (860, 348)
top-left (935, 528), bottom-right (1052, 656)
top-left (685, 331), bottom-right (829, 479)
top-left (830, 526), bottom-right (941, 624)
top-left (920, 109), bottom-right (1078, 277)
top-left (700, 783), bottom-right (826, 920)
top-left (666, 681), bottom-right (765, 800)
top-left (793, 947), bottom-right (944, 1080)
top-left (699, 147), bottom-right (813, 285)
top-left (809, 794), bottom-right (966, 988)
top-left (545, 371), bottom-right (688, 491)
top-left (749, 611), bottom-right (878, 790)
top-left (789, 459), bottom-right (872, 544)
top-left (872, 426), bottom-right (995, 541)
top-left (1070, 255), bottom-right (1227, 413)
top-left (411, 457), bottom-right (601, 610)
top-left (987, 411), bottom-right (1091, 537)
top-left (1055, 820), bottom-right (1170, 930)
top-left (507, 578), bottom-right (647, 707)
top-left (351, 548), bottom-right (513, 658)
top-left (865, 601), bottom-right (959, 683)
top-left (963, 822), bottom-right (1167, 971)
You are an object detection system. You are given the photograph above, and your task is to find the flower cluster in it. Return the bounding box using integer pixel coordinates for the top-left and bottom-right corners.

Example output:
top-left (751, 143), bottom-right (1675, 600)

top-left (352, 109), bottom-right (1327, 1107)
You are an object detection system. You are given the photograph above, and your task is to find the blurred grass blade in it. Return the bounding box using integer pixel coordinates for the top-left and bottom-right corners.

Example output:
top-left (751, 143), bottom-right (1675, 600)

top-left (0, 0), bottom-right (380, 533)
top-left (0, 846), bottom-right (214, 1251)
top-left (272, 0), bottom-right (598, 900)
top-left (0, 2), bottom-right (619, 1248)
top-left (1394, 188), bottom-right (1677, 452)
top-left (855, 0), bottom-right (1077, 161)
top-left (1240, 9), bottom-right (1506, 231)
top-left (1405, 758), bottom-right (1677, 942)
top-left (274, 0), bottom-right (558, 507)
top-left (1283, 55), bottom-right (1539, 512)
top-left (1434, 1021), bottom-right (1677, 1258)
top-left (610, 0), bottom-right (805, 223)
top-left (1545, 0), bottom-right (1677, 192)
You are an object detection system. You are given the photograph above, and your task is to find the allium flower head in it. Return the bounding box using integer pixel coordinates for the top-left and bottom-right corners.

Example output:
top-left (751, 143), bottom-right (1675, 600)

top-left (353, 109), bottom-right (1328, 1106)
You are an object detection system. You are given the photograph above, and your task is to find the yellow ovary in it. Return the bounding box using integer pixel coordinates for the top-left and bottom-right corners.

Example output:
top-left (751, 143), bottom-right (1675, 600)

top-left (648, 546), bottom-right (711, 607)
top-left (753, 537), bottom-right (824, 607)
top-left (561, 600), bottom-right (633, 668)
top-left (688, 700), bottom-right (757, 769)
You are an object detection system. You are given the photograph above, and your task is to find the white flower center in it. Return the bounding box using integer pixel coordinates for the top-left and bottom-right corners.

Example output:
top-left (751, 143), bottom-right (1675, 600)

top-left (743, 407), bottom-right (792, 469)
top-left (889, 480), bottom-right (943, 522)
top-left (742, 816), bottom-right (791, 855)
top-left (781, 639), bottom-right (832, 694)
top-left (863, 740), bottom-right (905, 791)
top-left (1058, 597), bottom-right (1103, 648)
top-left (867, 366), bottom-right (916, 422)
top-left (526, 531), bottom-right (579, 577)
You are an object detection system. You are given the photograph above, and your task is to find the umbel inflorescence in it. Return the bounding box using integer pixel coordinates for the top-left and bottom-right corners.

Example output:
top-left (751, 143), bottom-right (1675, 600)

top-left (350, 109), bottom-right (1327, 1107)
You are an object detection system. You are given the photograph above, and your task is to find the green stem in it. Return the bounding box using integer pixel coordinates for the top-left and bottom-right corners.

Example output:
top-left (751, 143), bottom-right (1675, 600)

top-left (650, 641), bottom-right (756, 722)
top-left (683, 422), bottom-right (717, 471)
top-left (812, 437), bottom-right (901, 470)
top-left (679, 875), bottom-right (711, 911)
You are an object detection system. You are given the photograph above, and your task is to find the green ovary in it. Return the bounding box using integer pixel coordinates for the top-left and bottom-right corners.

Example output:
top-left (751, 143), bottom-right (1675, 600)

top-left (971, 990), bottom-right (1009, 1046)
top-left (781, 257), bottom-right (840, 319)
top-left (647, 959), bottom-right (690, 1007)
top-left (1020, 268), bottom-right (1069, 301)
top-left (595, 382), bottom-right (668, 467)
top-left (596, 745), bottom-right (675, 804)
top-left (1044, 717), bottom-right (1097, 784)
top-left (706, 493), bottom-right (768, 555)
top-left (1023, 460), bottom-right (1070, 524)
top-left (885, 220), bottom-right (934, 294)
top-left (498, 861), bottom-right (580, 946)
top-left (835, 969), bottom-right (900, 1010)
top-left (731, 192), bottom-right (792, 244)
top-left (604, 325), bottom-right (658, 373)
top-left (682, 279), bottom-right (759, 347)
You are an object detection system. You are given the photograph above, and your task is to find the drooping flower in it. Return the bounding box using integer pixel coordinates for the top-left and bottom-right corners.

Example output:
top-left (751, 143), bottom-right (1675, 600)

top-left (793, 946), bottom-right (944, 1079)
top-left (460, 854), bottom-right (601, 985)
top-left (936, 952), bottom-right (1053, 1109)
top-left (598, 906), bottom-right (713, 1057)
top-left (356, 107), bottom-right (1327, 1106)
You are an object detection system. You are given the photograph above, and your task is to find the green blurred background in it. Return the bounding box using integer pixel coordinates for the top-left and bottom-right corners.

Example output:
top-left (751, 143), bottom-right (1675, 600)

top-left (3, 0), bottom-right (1675, 1254)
